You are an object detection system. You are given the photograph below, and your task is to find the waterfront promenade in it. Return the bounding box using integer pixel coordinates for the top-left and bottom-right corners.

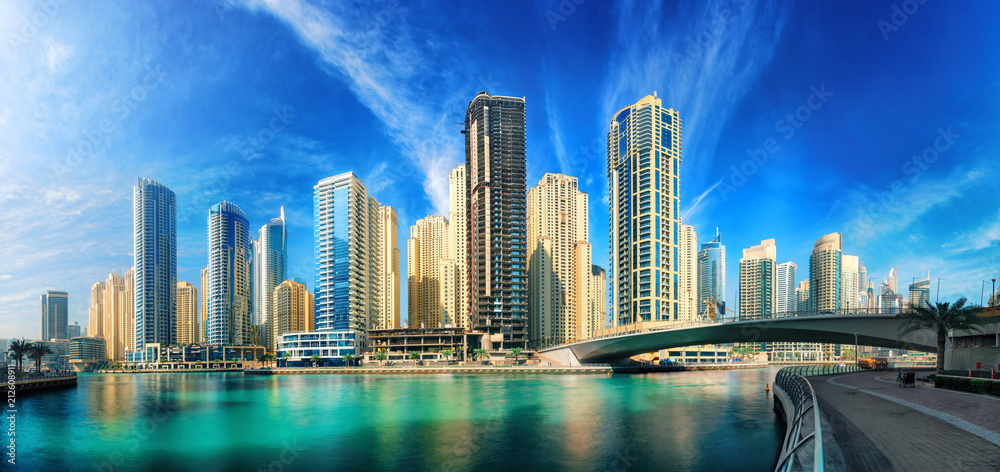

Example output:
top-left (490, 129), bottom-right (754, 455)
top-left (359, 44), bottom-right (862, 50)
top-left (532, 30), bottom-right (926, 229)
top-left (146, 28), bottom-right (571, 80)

top-left (810, 370), bottom-right (1000, 471)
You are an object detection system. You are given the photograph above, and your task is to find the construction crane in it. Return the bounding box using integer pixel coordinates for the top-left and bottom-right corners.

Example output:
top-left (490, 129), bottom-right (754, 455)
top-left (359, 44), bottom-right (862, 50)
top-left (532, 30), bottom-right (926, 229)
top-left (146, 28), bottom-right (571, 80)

top-left (700, 296), bottom-right (734, 322)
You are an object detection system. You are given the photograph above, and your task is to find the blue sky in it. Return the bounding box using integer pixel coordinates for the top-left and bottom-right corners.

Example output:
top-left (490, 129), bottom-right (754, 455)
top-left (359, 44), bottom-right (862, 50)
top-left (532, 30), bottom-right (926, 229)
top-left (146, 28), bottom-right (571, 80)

top-left (2, 0), bottom-right (999, 339)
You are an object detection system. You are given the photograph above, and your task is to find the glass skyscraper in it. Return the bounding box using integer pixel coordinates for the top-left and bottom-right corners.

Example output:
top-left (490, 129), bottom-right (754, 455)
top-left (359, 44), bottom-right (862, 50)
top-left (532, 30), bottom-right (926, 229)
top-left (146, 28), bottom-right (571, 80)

top-left (253, 207), bottom-right (287, 351)
top-left (133, 178), bottom-right (177, 351)
top-left (608, 94), bottom-right (682, 326)
top-left (40, 290), bottom-right (68, 341)
top-left (697, 231), bottom-right (726, 319)
top-left (207, 201), bottom-right (253, 346)
top-left (313, 172), bottom-right (392, 355)
top-left (465, 92), bottom-right (528, 349)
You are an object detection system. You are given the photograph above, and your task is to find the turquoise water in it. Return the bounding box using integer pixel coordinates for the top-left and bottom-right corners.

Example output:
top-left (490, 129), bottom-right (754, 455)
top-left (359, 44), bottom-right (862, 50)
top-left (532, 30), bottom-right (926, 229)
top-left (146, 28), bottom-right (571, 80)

top-left (15, 369), bottom-right (783, 471)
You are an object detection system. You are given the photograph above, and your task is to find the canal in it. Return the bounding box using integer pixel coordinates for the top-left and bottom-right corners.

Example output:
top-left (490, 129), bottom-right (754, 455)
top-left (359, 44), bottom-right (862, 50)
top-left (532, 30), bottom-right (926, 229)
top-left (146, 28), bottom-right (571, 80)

top-left (15, 367), bottom-right (784, 471)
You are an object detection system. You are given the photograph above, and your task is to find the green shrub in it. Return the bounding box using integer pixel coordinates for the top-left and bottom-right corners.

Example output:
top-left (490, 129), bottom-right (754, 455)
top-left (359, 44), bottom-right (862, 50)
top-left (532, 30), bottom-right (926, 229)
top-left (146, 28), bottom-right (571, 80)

top-left (934, 375), bottom-right (1000, 397)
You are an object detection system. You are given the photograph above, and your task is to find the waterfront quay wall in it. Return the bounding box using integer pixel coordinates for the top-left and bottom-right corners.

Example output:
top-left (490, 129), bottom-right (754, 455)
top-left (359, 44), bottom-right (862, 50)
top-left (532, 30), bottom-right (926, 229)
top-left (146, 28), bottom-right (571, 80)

top-left (12, 373), bottom-right (77, 394)
top-left (244, 363), bottom-right (767, 375)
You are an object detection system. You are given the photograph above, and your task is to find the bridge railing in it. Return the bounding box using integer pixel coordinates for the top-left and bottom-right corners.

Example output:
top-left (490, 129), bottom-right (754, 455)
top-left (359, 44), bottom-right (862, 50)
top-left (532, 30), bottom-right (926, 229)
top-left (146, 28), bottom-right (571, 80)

top-left (589, 310), bottom-right (903, 341)
top-left (783, 363), bottom-right (864, 377)
top-left (773, 368), bottom-right (824, 472)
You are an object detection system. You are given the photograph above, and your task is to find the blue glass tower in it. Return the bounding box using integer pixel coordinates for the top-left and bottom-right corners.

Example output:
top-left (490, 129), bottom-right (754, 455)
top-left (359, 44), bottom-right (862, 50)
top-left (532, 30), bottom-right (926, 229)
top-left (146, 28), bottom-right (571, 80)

top-left (134, 178), bottom-right (177, 350)
top-left (697, 231), bottom-right (727, 318)
top-left (207, 201), bottom-right (253, 346)
top-left (314, 172), bottom-right (384, 353)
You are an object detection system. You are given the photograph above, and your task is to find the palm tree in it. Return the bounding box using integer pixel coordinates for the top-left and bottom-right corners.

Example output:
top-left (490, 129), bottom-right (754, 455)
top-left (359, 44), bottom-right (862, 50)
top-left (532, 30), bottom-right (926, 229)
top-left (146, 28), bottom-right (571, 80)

top-left (440, 349), bottom-right (453, 365)
top-left (28, 343), bottom-right (53, 373)
top-left (473, 348), bottom-right (489, 365)
top-left (281, 352), bottom-right (292, 367)
top-left (509, 347), bottom-right (523, 365)
top-left (7, 339), bottom-right (31, 374)
top-left (408, 351), bottom-right (422, 366)
top-left (257, 354), bottom-right (268, 368)
top-left (898, 297), bottom-right (984, 374)
top-left (310, 354), bottom-right (321, 367)
top-left (343, 353), bottom-right (355, 368)
top-left (374, 350), bottom-right (387, 367)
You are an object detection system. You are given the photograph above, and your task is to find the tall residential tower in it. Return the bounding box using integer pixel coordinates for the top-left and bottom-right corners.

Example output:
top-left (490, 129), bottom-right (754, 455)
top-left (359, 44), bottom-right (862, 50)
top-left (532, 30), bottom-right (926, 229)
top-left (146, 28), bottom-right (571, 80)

top-left (465, 92), bottom-right (528, 349)
top-left (206, 201), bottom-right (253, 346)
top-left (133, 178), bottom-right (177, 350)
top-left (526, 173), bottom-right (592, 346)
top-left (253, 207), bottom-right (287, 350)
top-left (608, 94), bottom-right (682, 326)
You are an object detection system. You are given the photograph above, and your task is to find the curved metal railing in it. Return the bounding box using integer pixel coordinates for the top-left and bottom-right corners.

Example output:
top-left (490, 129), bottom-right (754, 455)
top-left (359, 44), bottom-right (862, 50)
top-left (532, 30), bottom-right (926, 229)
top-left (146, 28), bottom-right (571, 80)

top-left (783, 363), bottom-right (863, 377)
top-left (773, 368), bottom-right (824, 472)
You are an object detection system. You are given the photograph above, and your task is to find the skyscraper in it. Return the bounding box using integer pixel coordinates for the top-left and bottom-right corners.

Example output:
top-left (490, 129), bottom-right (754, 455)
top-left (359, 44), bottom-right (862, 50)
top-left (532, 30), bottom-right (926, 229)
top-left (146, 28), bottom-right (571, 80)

top-left (858, 263), bottom-right (868, 301)
top-left (526, 173), bottom-right (591, 345)
top-left (88, 282), bottom-right (105, 339)
top-left (272, 280), bottom-right (313, 351)
top-left (679, 224), bottom-right (698, 322)
top-left (176, 281), bottom-right (198, 344)
top-left (103, 273), bottom-right (128, 360)
top-left (40, 290), bottom-right (68, 341)
top-left (200, 267), bottom-right (209, 342)
top-left (253, 207), bottom-right (287, 351)
top-left (314, 172), bottom-right (389, 354)
top-left (585, 265), bottom-right (608, 339)
top-left (809, 232), bottom-right (842, 313)
top-left (123, 268), bottom-right (135, 355)
top-left (739, 239), bottom-right (776, 320)
top-left (608, 94), bottom-right (682, 326)
top-left (68, 322), bottom-right (82, 339)
top-left (407, 216), bottom-right (449, 328)
top-left (697, 231), bottom-right (726, 319)
top-left (796, 280), bottom-right (811, 313)
top-left (446, 165), bottom-right (469, 329)
top-left (465, 91), bottom-right (528, 349)
top-left (908, 278), bottom-right (931, 310)
top-left (207, 201), bottom-right (253, 346)
top-left (841, 255), bottom-right (860, 312)
top-left (776, 262), bottom-right (797, 314)
top-left (134, 178), bottom-right (177, 351)
top-left (377, 206), bottom-right (400, 330)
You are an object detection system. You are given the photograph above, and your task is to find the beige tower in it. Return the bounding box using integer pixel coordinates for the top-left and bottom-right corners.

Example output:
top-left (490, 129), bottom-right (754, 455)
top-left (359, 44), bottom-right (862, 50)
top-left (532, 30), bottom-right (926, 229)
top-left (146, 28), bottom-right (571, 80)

top-left (200, 267), bottom-right (209, 342)
top-left (527, 173), bottom-right (591, 346)
top-left (103, 273), bottom-right (128, 361)
top-left (407, 216), bottom-right (449, 328)
top-left (446, 165), bottom-right (469, 329)
top-left (679, 224), bottom-right (698, 322)
top-left (841, 255), bottom-right (860, 312)
top-left (377, 206), bottom-right (401, 330)
top-left (584, 265), bottom-right (607, 340)
top-left (273, 280), bottom-right (314, 352)
top-left (88, 281), bottom-right (106, 339)
top-left (809, 232), bottom-right (843, 313)
top-left (177, 281), bottom-right (199, 343)
top-left (123, 267), bottom-right (134, 354)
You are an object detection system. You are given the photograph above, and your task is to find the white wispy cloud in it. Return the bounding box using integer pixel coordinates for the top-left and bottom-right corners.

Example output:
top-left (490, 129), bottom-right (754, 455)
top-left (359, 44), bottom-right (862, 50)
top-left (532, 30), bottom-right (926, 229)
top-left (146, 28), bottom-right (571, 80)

top-left (239, 0), bottom-right (468, 216)
top-left (600, 0), bottom-right (789, 200)
top-left (681, 177), bottom-right (725, 223)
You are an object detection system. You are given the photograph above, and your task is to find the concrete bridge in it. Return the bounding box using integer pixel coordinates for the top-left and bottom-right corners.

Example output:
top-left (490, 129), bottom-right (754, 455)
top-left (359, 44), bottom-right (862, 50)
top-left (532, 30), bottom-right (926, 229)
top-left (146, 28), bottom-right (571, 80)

top-left (538, 314), bottom-right (935, 366)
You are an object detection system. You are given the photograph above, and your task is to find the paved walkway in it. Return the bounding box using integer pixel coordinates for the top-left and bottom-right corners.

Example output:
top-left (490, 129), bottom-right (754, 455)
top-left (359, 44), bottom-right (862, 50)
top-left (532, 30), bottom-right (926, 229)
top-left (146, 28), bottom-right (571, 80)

top-left (810, 370), bottom-right (1000, 471)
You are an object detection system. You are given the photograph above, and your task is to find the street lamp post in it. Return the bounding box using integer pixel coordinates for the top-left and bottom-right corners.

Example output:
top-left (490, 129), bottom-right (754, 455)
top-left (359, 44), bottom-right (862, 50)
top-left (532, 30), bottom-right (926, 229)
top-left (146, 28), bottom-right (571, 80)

top-left (992, 279), bottom-right (996, 308)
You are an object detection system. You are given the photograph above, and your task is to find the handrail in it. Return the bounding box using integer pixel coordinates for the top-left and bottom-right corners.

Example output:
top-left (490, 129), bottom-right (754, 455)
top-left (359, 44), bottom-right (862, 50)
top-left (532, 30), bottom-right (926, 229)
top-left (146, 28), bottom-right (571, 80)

top-left (773, 368), bottom-right (824, 472)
